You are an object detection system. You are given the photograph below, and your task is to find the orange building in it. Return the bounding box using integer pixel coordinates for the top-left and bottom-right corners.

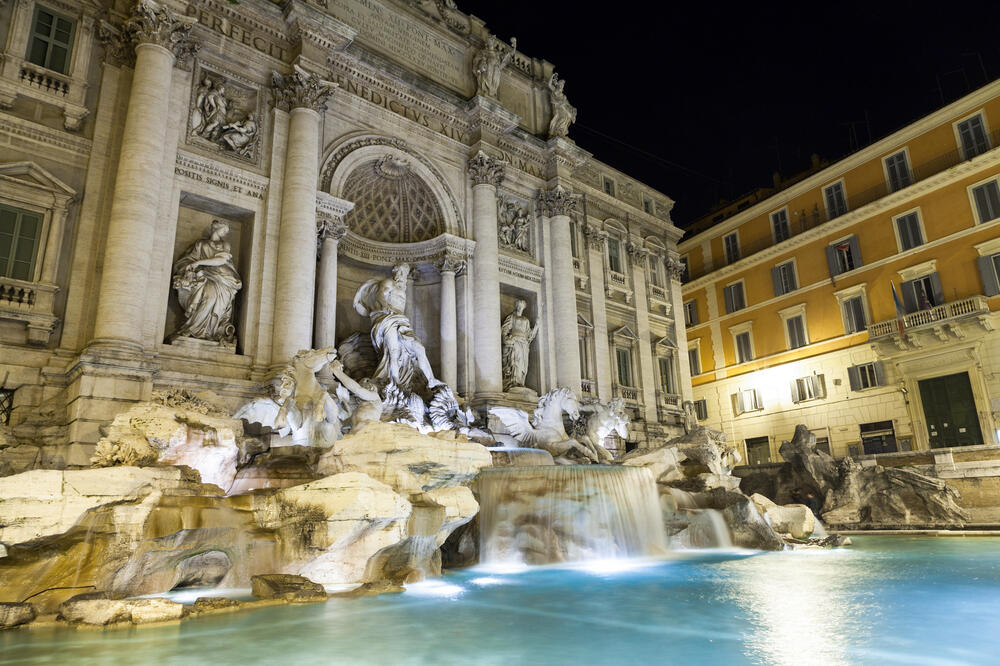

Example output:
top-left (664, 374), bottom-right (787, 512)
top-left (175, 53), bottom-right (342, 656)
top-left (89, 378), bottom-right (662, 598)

top-left (679, 79), bottom-right (1000, 465)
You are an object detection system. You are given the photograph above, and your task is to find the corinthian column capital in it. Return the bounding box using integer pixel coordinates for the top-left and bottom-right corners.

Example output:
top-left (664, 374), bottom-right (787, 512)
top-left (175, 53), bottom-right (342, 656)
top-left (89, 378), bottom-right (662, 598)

top-left (467, 150), bottom-right (505, 187)
top-left (537, 185), bottom-right (576, 217)
top-left (123, 0), bottom-right (198, 64)
top-left (272, 65), bottom-right (338, 113)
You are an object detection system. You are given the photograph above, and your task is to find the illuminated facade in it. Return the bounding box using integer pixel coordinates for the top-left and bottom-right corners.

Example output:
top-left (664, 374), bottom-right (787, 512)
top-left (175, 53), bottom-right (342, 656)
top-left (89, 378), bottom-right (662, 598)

top-left (679, 80), bottom-right (1000, 464)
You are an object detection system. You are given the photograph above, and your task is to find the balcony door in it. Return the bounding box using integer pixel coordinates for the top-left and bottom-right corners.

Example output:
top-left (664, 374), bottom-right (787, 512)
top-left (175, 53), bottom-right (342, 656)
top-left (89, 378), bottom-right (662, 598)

top-left (918, 372), bottom-right (983, 448)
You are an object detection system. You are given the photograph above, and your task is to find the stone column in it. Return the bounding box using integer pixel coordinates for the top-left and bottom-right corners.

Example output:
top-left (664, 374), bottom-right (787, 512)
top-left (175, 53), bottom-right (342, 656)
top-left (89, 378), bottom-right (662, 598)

top-left (629, 243), bottom-right (659, 424)
top-left (436, 254), bottom-right (465, 390)
top-left (270, 67), bottom-right (337, 363)
top-left (540, 186), bottom-right (582, 396)
top-left (468, 151), bottom-right (505, 397)
top-left (666, 256), bottom-right (694, 402)
top-left (313, 210), bottom-right (349, 349)
top-left (583, 225), bottom-right (613, 401)
top-left (91, 1), bottom-right (197, 350)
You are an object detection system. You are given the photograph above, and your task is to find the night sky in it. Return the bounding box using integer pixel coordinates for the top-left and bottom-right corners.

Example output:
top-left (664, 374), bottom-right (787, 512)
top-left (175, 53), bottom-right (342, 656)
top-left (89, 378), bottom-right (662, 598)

top-left (457, 1), bottom-right (1000, 226)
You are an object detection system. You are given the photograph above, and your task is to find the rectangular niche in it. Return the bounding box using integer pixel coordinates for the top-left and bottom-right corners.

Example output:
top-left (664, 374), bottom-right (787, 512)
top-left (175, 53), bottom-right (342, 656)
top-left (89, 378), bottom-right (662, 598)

top-left (166, 192), bottom-right (254, 355)
top-left (500, 287), bottom-right (541, 394)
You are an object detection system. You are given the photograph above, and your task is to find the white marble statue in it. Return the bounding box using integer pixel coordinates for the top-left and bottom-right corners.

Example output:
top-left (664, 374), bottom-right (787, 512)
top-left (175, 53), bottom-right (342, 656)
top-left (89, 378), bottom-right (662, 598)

top-left (498, 199), bottom-right (530, 253)
top-left (501, 299), bottom-right (538, 391)
top-left (491, 388), bottom-right (601, 463)
top-left (547, 72), bottom-right (577, 139)
top-left (576, 398), bottom-right (630, 462)
top-left (329, 358), bottom-right (383, 432)
top-left (353, 264), bottom-right (445, 392)
top-left (472, 35), bottom-right (516, 97)
top-left (220, 112), bottom-right (258, 157)
top-left (171, 220), bottom-right (242, 346)
top-left (235, 347), bottom-right (343, 448)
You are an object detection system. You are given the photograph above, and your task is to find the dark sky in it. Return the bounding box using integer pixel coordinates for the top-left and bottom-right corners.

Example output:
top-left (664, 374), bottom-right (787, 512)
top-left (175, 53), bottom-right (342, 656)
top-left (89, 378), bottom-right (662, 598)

top-left (458, 1), bottom-right (1000, 225)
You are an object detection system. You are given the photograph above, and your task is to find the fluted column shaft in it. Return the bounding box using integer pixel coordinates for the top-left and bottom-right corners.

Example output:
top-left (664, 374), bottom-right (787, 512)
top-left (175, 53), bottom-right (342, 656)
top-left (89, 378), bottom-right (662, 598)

top-left (541, 187), bottom-right (582, 397)
top-left (439, 264), bottom-right (459, 389)
top-left (468, 152), bottom-right (504, 397)
top-left (313, 212), bottom-right (348, 350)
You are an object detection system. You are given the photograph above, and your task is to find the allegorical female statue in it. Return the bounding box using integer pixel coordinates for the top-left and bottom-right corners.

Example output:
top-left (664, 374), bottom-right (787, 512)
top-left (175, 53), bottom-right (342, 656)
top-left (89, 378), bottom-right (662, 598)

top-left (472, 35), bottom-right (517, 97)
top-left (547, 72), bottom-right (577, 139)
top-left (171, 219), bottom-right (242, 347)
top-left (501, 299), bottom-right (538, 391)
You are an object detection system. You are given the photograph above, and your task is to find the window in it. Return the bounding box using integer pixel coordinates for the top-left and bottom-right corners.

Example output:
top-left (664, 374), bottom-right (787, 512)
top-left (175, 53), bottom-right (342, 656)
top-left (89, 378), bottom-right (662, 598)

top-left (770, 209), bottom-right (791, 243)
top-left (791, 374), bottom-right (825, 403)
top-left (643, 197), bottom-right (654, 215)
top-left (786, 315), bottom-right (807, 349)
top-left (825, 236), bottom-right (861, 276)
top-left (814, 437), bottom-right (832, 456)
top-left (901, 273), bottom-right (943, 312)
top-left (723, 232), bottom-right (740, 264)
top-left (976, 252), bottom-right (1000, 297)
top-left (658, 357), bottom-right (674, 393)
top-left (860, 420), bottom-right (897, 455)
top-left (569, 221), bottom-right (578, 258)
top-left (971, 180), bottom-right (1000, 224)
top-left (679, 256), bottom-right (689, 282)
top-left (683, 299), bottom-right (698, 326)
top-left (771, 260), bottom-right (797, 296)
top-left (848, 362), bottom-right (885, 391)
top-left (648, 255), bottom-right (662, 287)
top-left (607, 237), bottom-right (622, 273)
top-left (0, 204), bottom-right (43, 281)
top-left (894, 211), bottom-right (924, 251)
top-left (735, 331), bottom-right (753, 363)
top-left (723, 281), bottom-right (746, 313)
top-left (687, 346), bottom-right (701, 376)
top-left (27, 6), bottom-right (75, 75)
top-left (823, 181), bottom-right (848, 219)
top-left (0, 388), bottom-right (12, 426)
top-left (745, 436), bottom-right (771, 465)
top-left (842, 295), bottom-right (867, 334)
top-left (603, 177), bottom-right (616, 197)
top-left (733, 389), bottom-right (763, 415)
top-left (615, 347), bottom-right (632, 386)
top-left (693, 398), bottom-right (708, 420)
top-left (957, 113), bottom-right (990, 160)
top-left (884, 150), bottom-right (912, 192)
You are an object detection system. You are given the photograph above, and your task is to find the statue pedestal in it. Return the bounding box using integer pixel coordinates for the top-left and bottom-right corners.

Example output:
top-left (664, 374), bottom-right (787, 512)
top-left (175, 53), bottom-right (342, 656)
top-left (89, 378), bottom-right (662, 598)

top-left (168, 335), bottom-right (236, 353)
top-left (504, 386), bottom-right (538, 401)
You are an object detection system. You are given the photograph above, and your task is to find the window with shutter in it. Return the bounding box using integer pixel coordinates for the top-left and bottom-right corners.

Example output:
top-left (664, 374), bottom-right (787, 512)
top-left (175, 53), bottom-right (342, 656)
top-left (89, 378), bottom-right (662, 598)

top-left (842, 296), bottom-right (867, 334)
top-left (773, 261), bottom-right (797, 296)
top-left (827, 237), bottom-right (860, 276)
top-left (687, 347), bottom-right (701, 376)
top-left (885, 151), bottom-right (912, 192)
top-left (981, 254), bottom-right (1000, 296)
top-left (735, 332), bottom-right (753, 363)
top-left (723, 282), bottom-right (745, 313)
top-left (786, 315), bottom-right (807, 349)
top-left (895, 212), bottom-right (923, 251)
top-left (971, 180), bottom-right (1000, 223)
top-left (27, 7), bottom-right (75, 75)
top-left (683, 300), bottom-right (698, 326)
top-left (904, 274), bottom-right (942, 311)
top-left (0, 204), bottom-right (43, 281)
top-left (849, 362), bottom-right (883, 390)
top-left (771, 209), bottom-right (791, 243)
top-left (824, 182), bottom-right (848, 219)
top-left (693, 399), bottom-right (708, 420)
top-left (723, 233), bottom-right (740, 264)
top-left (615, 347), bottom-right (632, 387)
top-left (607, 237), bottom-right (622, 273)
top-left (658, 357), bottom-right (674, 393)
top-left (957, 114), bottom-right (990, 159)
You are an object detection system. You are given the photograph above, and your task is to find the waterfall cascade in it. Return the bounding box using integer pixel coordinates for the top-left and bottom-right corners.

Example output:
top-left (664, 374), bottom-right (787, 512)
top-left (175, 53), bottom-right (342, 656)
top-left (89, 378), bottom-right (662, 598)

top-left (477, 465), bottom-right (668, 565)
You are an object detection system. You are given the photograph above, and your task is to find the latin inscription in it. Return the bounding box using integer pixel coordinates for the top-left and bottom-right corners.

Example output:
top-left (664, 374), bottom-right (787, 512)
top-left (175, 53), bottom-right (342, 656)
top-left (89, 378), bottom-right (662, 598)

top-left (327, 0), bottom-right (471, 94)
top-left (175, 155), bottom-right (268, 200)
top-left (185, 5), bottom-right (289, 61)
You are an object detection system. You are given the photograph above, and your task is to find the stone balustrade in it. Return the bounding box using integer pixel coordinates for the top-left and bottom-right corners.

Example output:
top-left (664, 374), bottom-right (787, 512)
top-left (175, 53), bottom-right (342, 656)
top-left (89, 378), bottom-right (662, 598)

top-left (867, 295), bottom-right (991, 339)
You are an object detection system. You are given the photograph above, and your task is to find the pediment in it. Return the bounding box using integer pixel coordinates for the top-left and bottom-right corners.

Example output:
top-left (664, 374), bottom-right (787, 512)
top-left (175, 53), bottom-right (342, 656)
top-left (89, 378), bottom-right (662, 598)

top-left (577, 314), bottom-right (593, 329)
top-left (0, 162), bottom-right (76, 197)
top-left (611, 325), bottom-right (638, 341)
top-left (655, 335), bottom-right (676, 349)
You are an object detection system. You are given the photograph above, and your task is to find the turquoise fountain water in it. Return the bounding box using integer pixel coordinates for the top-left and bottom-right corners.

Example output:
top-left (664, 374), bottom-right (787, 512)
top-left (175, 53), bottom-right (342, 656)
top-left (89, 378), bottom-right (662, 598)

top-left (3, 536), bottom-right (999, 665)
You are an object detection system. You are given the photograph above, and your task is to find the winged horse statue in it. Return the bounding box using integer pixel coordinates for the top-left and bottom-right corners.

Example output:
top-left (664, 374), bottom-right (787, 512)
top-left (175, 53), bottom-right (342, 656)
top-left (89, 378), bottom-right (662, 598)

top-left (490, 387), bottom-right (600, 463)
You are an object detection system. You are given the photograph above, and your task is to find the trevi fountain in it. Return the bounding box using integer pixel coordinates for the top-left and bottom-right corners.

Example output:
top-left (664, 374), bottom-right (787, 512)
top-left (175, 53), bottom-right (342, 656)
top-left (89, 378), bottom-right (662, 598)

top-left (0, 1), bottom-right (998, 664)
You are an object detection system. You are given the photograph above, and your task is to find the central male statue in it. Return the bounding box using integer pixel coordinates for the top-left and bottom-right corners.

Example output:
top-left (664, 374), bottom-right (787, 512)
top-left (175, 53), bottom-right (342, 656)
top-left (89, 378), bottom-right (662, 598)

top-left (353, 264), bottom-right (444, 391)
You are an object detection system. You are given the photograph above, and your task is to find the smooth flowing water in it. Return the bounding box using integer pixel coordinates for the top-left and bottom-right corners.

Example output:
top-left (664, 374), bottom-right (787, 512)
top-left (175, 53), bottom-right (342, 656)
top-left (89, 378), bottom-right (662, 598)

top-left (477, 465), bottom-right (668, 565)
top-left (3, 536), bottom-right (1000, 665)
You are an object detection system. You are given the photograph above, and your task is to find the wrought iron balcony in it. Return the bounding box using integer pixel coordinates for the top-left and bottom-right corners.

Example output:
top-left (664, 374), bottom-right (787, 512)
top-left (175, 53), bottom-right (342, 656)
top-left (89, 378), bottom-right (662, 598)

top-left (867, 295), bottom-right (991, 339)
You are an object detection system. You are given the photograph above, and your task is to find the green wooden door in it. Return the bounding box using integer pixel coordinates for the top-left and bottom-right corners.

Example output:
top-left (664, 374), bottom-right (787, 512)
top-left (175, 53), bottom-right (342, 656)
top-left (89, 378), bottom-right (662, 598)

top-left (918, 372), bottom-right (983, 448)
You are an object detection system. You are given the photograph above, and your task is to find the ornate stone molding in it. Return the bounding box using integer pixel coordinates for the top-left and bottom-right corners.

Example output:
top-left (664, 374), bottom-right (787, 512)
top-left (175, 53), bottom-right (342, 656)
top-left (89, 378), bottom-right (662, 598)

top-left (97, 21), bottom-right (132, 68)
top-left (271, 65), bottom-right (337, 113)
top-left (435, 253), bottom-right (466, 276)
top-left (123, 0), bottom-right (199, 65)
top-left (538, 186), bottom-right (576, 217)
top-left (340, 231), bottom-right (475, 269)
top-left (664, 257), bottom-right (686, 281)
top-left (626, 242), bottom-right (649, 265)
top-left (316, 214), bottom-right (348, 243)
top-left (582, 223), bottom-right (607, 251)
top-left (467, 150), bottom-right (504, 188)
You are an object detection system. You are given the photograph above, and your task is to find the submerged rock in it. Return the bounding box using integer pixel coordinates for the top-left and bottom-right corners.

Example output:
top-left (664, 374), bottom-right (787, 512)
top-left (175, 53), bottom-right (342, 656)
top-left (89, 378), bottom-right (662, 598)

top-left (58, 598), bottom-right (185, 626)
top-left (750, 493), bottom-right (817, 540)
top-left (0, 602), bottom-right (36, 630)
top-left (251, 574), bottom-right (326, 601)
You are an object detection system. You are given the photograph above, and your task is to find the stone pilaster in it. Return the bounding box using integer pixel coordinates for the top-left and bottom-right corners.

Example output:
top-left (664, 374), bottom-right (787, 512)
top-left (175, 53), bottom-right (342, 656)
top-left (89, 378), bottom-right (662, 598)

top-left (436, 254), bottom-right (466, 390)
top-left (270, 67), bottom-right (337, 363)
top-left (539, 186), bottom-right (582, 396)
top-left (666, 256), bottom-right (693, 402)
top-left (91, 0), bottom-right (197, 351)
top-left (628, 242), bottom-right (658, 423)
top-left (468, 150), bottom-right (505, 397)
top-left (583, 224), bottom-right (612, 401)
top-left (313, 197), bottom-right (351, 350)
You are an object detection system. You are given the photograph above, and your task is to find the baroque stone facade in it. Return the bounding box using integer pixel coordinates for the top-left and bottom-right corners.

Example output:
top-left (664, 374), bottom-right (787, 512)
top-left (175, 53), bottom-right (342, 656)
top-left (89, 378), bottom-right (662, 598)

top-left (0, 0), bottom-right (688, 460)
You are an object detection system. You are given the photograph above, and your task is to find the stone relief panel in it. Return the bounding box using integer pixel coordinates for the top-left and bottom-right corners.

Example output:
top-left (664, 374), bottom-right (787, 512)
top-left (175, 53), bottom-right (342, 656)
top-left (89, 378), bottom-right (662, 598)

top-left (187, 63), bottom-right (263, 166)
top-left (498, 195), bottom-right (531, 256)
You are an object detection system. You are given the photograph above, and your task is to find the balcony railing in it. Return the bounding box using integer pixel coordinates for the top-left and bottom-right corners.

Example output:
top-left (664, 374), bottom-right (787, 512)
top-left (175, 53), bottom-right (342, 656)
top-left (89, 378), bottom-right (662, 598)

top-left (19, 65), bottom-right (71, 97)
top-left (613, 384), bottom-right (640, 403)
top-left (687, 128), bottom-right (1000, 281)
top-left (608, 270), bottom-right (627, 286)
top-left (867, 295), bottom-right (990, 339)
top-left (0, 278), bottom-right (38, 311)
top-left (581, 379), bottom-right (595, 396)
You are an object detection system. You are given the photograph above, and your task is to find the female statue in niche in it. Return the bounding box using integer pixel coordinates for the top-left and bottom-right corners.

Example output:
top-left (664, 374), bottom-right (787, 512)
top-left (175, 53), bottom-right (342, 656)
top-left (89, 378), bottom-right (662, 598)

top-left (501, 299), bottom-right (538, 391)
top-left (547, 72), bottom-right (577, 139)
top-left (171, 219), bottom-right (242, 347)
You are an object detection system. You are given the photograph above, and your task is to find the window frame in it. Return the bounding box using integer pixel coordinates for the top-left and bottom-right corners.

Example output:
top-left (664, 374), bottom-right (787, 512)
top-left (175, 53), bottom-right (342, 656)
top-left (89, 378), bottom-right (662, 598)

top-left (729, 321), bottom-right (755, 365)
top-left (826, 235), bottom-right (862, 276)
top-left (892, 207), bottom-right (926, 253)
top-left (733, 389), bottom-right (763, 415)
top-left (848, 361), bottom-right (886, 391)
top-left (26, 4), bottom-right (76, 75)
top-left (687, 341), bottom-right (701, 376)
top-left (723, 231), bottom-right (740, 265)
top-left (968, 176), bottom-right (1000, 225)
top-left (683, 299), bottom-right (698, 327)
top-left (0, 203), bottom-right (44, 282)
top-left (834, 283), bottom-right (870, 335)
top-left (791, 374), bottom-right (826, 403)
top-left (603, 177), bottom-right (616, 197)
top-left (657, 355), bottom-right (674, 394)
top-left (778, 303), bottom-right (809, 350)
top-left (770, 207), bottom-right (791, 244)
top-left (822, 179), bottom-right (849, 220)
top-left (953, 110), bottom-right (992, 161)
top-left (693, 398), bottom-right (708, 420)
top-left (722, 278), bottom-right (747, 314)
top-left (606, 235), bottom-right (623, 274)
top-left (882, 148), bottom-right (913, 193)
top-left (614, 345), bottom-right (634, 388)
top-left (772, 258), bottom-right (798, 296)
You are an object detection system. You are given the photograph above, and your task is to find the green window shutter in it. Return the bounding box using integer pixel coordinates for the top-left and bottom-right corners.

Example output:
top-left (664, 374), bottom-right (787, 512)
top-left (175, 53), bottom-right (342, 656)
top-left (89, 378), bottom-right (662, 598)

top-left (847, 365), bottom-right (861, 391)
top-left (977, 256), bottom-right (1000, 296)
top-left (873, 362), bottom-right (887, 387)
top-left (0, 206), bottom-right (42, 281)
